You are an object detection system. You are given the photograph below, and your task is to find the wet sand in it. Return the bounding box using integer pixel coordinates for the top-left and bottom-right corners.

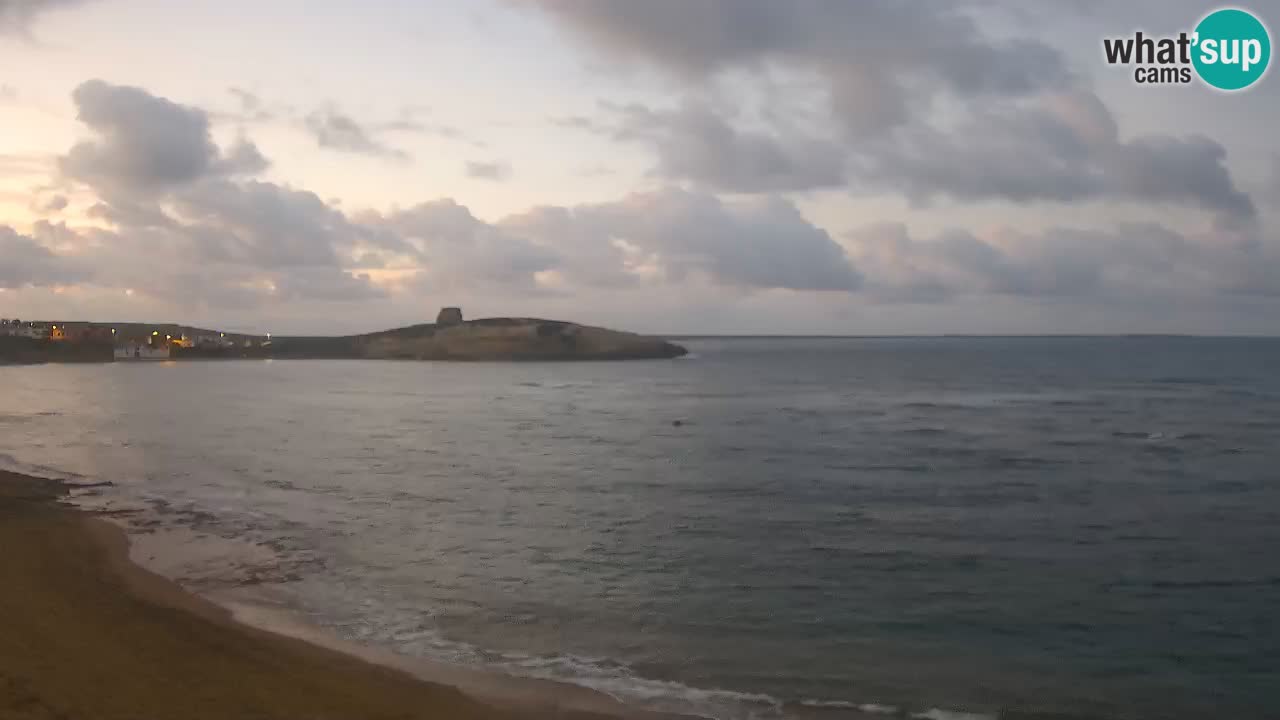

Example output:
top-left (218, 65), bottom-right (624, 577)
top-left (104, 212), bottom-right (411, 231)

top-left (0, 470), bottom-right (678, 720)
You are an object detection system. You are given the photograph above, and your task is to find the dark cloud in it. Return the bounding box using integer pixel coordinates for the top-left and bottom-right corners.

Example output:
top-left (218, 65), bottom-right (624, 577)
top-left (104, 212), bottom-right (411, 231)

top-left (608, 101), bottom-right (845, 193)
top-left (845, 221), bottom-right (1275, 302)
top-left (465, 161), bottom-right (511, 181)
top-left (0, 225), bottom-right (89, 288)
top-left (0, 0), bottom-right (86, 34)
top-left (569, 88), bottom-right (1255, 224)
top-left (862, 91), bottom-right (1256, 223)
top-left (535, 4), bottom-right (1255, 224)
top-left (271, 267), bottom-right (385, 302)
top-left (304, 108), bottom-right (408, 160)
top-left (59, 79), bottom-right (268, 193)
top-left (528, 0), bottom-right (1072, 134)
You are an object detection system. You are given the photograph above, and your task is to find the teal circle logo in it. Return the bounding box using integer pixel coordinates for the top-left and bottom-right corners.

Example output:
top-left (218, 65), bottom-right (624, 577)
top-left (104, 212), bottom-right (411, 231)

top-left (1192, 8), bottom-right (1271, 90)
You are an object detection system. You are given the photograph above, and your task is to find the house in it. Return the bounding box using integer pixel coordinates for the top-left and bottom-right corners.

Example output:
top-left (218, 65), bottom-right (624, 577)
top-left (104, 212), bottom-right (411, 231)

top-left (0, 319), bottom-right (16, 337)
top-left (61, 323), bottom-right (115, 343)
top-left (114, 331), bottom-right (172, 360)
top-left (114, 338), bottom-right (171, 360)
top-left (16, 323), bottom-right (49, 340)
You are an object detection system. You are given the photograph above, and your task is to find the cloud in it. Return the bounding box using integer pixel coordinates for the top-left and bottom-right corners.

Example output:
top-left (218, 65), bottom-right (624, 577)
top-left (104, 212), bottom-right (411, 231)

top-left (45, 83), bottom-right (407, 307)
top-left (606, 100), bottom-right (845, 193)
top-left (0, 152), bottom-right (52, 177)
top-left (0, 83), bottom-right (15, 101)
top-left (59, 79), bottom-right (268, 194)
top-left (535, 4), bottom-right (1255, 225)
top-left (304, 108), bottom-right (409, 160)
top-left (33, 194), bottom-right (68, 213)
top-left (14, 77), bottom-right (1278, 333)
top-left (845, 221), bottom-right (1275, 302)
top-left (527, 0), bottom-right (1072, 134)
top-left (861, 91), bottom-right (1255, 223)
top-left (379, 199), bottom-right (559, 289)
top-left (0, 225), bottom-right (89, 288)
top-left (505, 189), bottom-right (863, 292)
top-left (465, 161), bottom-right (511, 181)
top-left (224, 87), bottom-right (275, 123)
top-left (0, 0), bottom-right (86, 35)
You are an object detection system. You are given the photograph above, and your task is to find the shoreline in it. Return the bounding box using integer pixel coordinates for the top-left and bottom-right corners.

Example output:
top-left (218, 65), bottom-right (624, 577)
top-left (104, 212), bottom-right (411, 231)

top-left (0, 470), bottom-right (690, 720)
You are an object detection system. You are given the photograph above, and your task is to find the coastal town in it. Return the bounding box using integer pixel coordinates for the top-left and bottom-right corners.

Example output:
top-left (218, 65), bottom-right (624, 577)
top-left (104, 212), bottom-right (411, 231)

top-left (1, 318), bottom-right (270, 361)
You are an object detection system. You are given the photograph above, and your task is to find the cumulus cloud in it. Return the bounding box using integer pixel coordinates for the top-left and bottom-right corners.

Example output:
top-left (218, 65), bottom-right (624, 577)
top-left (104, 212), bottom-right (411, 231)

top-left (304, 108), bottom-right (408, 160)
top-left (59, 79), bottom-right (268, 194)
top-left (379, 199), bottom-right (559, 289)
top-left (46, 82), bottom-right (407, 308)
top-left (505, 189), bottom-right (863, 292)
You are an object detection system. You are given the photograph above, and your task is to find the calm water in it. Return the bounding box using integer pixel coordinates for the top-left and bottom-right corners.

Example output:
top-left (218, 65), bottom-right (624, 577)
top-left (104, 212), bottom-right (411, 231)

top-left (2, 337), bottom-right (1278, 719)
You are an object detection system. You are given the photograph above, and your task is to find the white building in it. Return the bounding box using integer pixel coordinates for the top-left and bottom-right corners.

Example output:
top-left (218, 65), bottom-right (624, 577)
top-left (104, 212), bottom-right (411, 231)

top-left (15, 323), bottom-right (49, 340)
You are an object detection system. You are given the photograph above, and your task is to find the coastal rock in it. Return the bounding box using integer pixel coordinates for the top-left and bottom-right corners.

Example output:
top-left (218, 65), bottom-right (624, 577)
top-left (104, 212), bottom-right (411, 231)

top-left (355, 318), bottom-right (687, 361)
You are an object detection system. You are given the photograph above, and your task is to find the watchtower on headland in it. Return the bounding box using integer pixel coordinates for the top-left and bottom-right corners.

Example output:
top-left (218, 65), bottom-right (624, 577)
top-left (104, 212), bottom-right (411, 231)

top-left (436, 307), bottom-right (463, 326)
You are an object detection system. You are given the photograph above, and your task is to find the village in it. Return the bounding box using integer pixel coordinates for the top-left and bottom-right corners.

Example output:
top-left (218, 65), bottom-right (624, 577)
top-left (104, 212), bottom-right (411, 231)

top-left (0, 319), bottom-right (270, 361)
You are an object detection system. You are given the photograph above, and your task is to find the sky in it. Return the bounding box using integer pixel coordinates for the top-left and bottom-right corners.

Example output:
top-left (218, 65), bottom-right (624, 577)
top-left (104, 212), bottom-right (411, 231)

top-left (2, 0), bottom-right (1279, 335)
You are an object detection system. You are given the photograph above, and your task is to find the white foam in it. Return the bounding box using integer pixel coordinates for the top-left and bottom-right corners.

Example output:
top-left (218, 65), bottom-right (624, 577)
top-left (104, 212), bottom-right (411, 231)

top-left (911, 709), bottom-right (998, 720)
top-left (800, 699), bottom-right (900, 715)
top-left (491, 652), bottom-right (781, 718)
top-left (0, 451), bottom-right (87, 483)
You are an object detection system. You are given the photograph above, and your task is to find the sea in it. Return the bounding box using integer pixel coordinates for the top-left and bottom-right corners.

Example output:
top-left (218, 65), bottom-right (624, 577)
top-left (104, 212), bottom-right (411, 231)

top-left (1, 337), bottom-right (1278, 720)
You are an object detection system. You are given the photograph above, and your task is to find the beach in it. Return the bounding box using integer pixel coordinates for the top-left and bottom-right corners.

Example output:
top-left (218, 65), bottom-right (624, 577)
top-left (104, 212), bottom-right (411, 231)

top-left (0, 470), bottom-right (676, 720)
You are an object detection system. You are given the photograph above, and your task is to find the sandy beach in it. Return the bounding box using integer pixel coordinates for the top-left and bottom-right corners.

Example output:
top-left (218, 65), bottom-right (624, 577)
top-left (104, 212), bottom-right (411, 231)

top-left (0, 470), bottom-right (677, 720)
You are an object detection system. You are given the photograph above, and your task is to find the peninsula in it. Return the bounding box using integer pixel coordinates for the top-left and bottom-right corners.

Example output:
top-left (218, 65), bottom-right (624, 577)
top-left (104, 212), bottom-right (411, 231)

top-left (0, 308), bottom-right (688, 364)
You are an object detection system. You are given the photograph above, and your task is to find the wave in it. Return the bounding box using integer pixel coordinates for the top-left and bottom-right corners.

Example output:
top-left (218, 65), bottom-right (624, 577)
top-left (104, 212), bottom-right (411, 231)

top-left (0, 451), bottom-right (88, 483)
top-left (800, 699), bottom-right (900, 714)
top-left (911, 711), bottom-right (998, 720)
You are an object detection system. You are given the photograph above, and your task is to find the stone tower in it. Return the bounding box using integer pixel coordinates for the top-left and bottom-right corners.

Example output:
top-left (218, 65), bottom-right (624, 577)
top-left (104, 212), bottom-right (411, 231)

top-left (436, 307), bottom-right (463, 326)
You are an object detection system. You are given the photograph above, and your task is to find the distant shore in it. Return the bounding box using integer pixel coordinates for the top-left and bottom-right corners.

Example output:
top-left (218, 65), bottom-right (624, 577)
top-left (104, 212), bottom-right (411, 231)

top-left (0, 471), bottom-right (683, 720)
top-left (0, 317), bottom-right (688, 364)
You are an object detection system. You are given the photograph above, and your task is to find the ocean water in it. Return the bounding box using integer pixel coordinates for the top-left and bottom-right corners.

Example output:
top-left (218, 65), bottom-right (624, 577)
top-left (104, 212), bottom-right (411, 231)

top-left (1, 337), bottom-right (1278, 719)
